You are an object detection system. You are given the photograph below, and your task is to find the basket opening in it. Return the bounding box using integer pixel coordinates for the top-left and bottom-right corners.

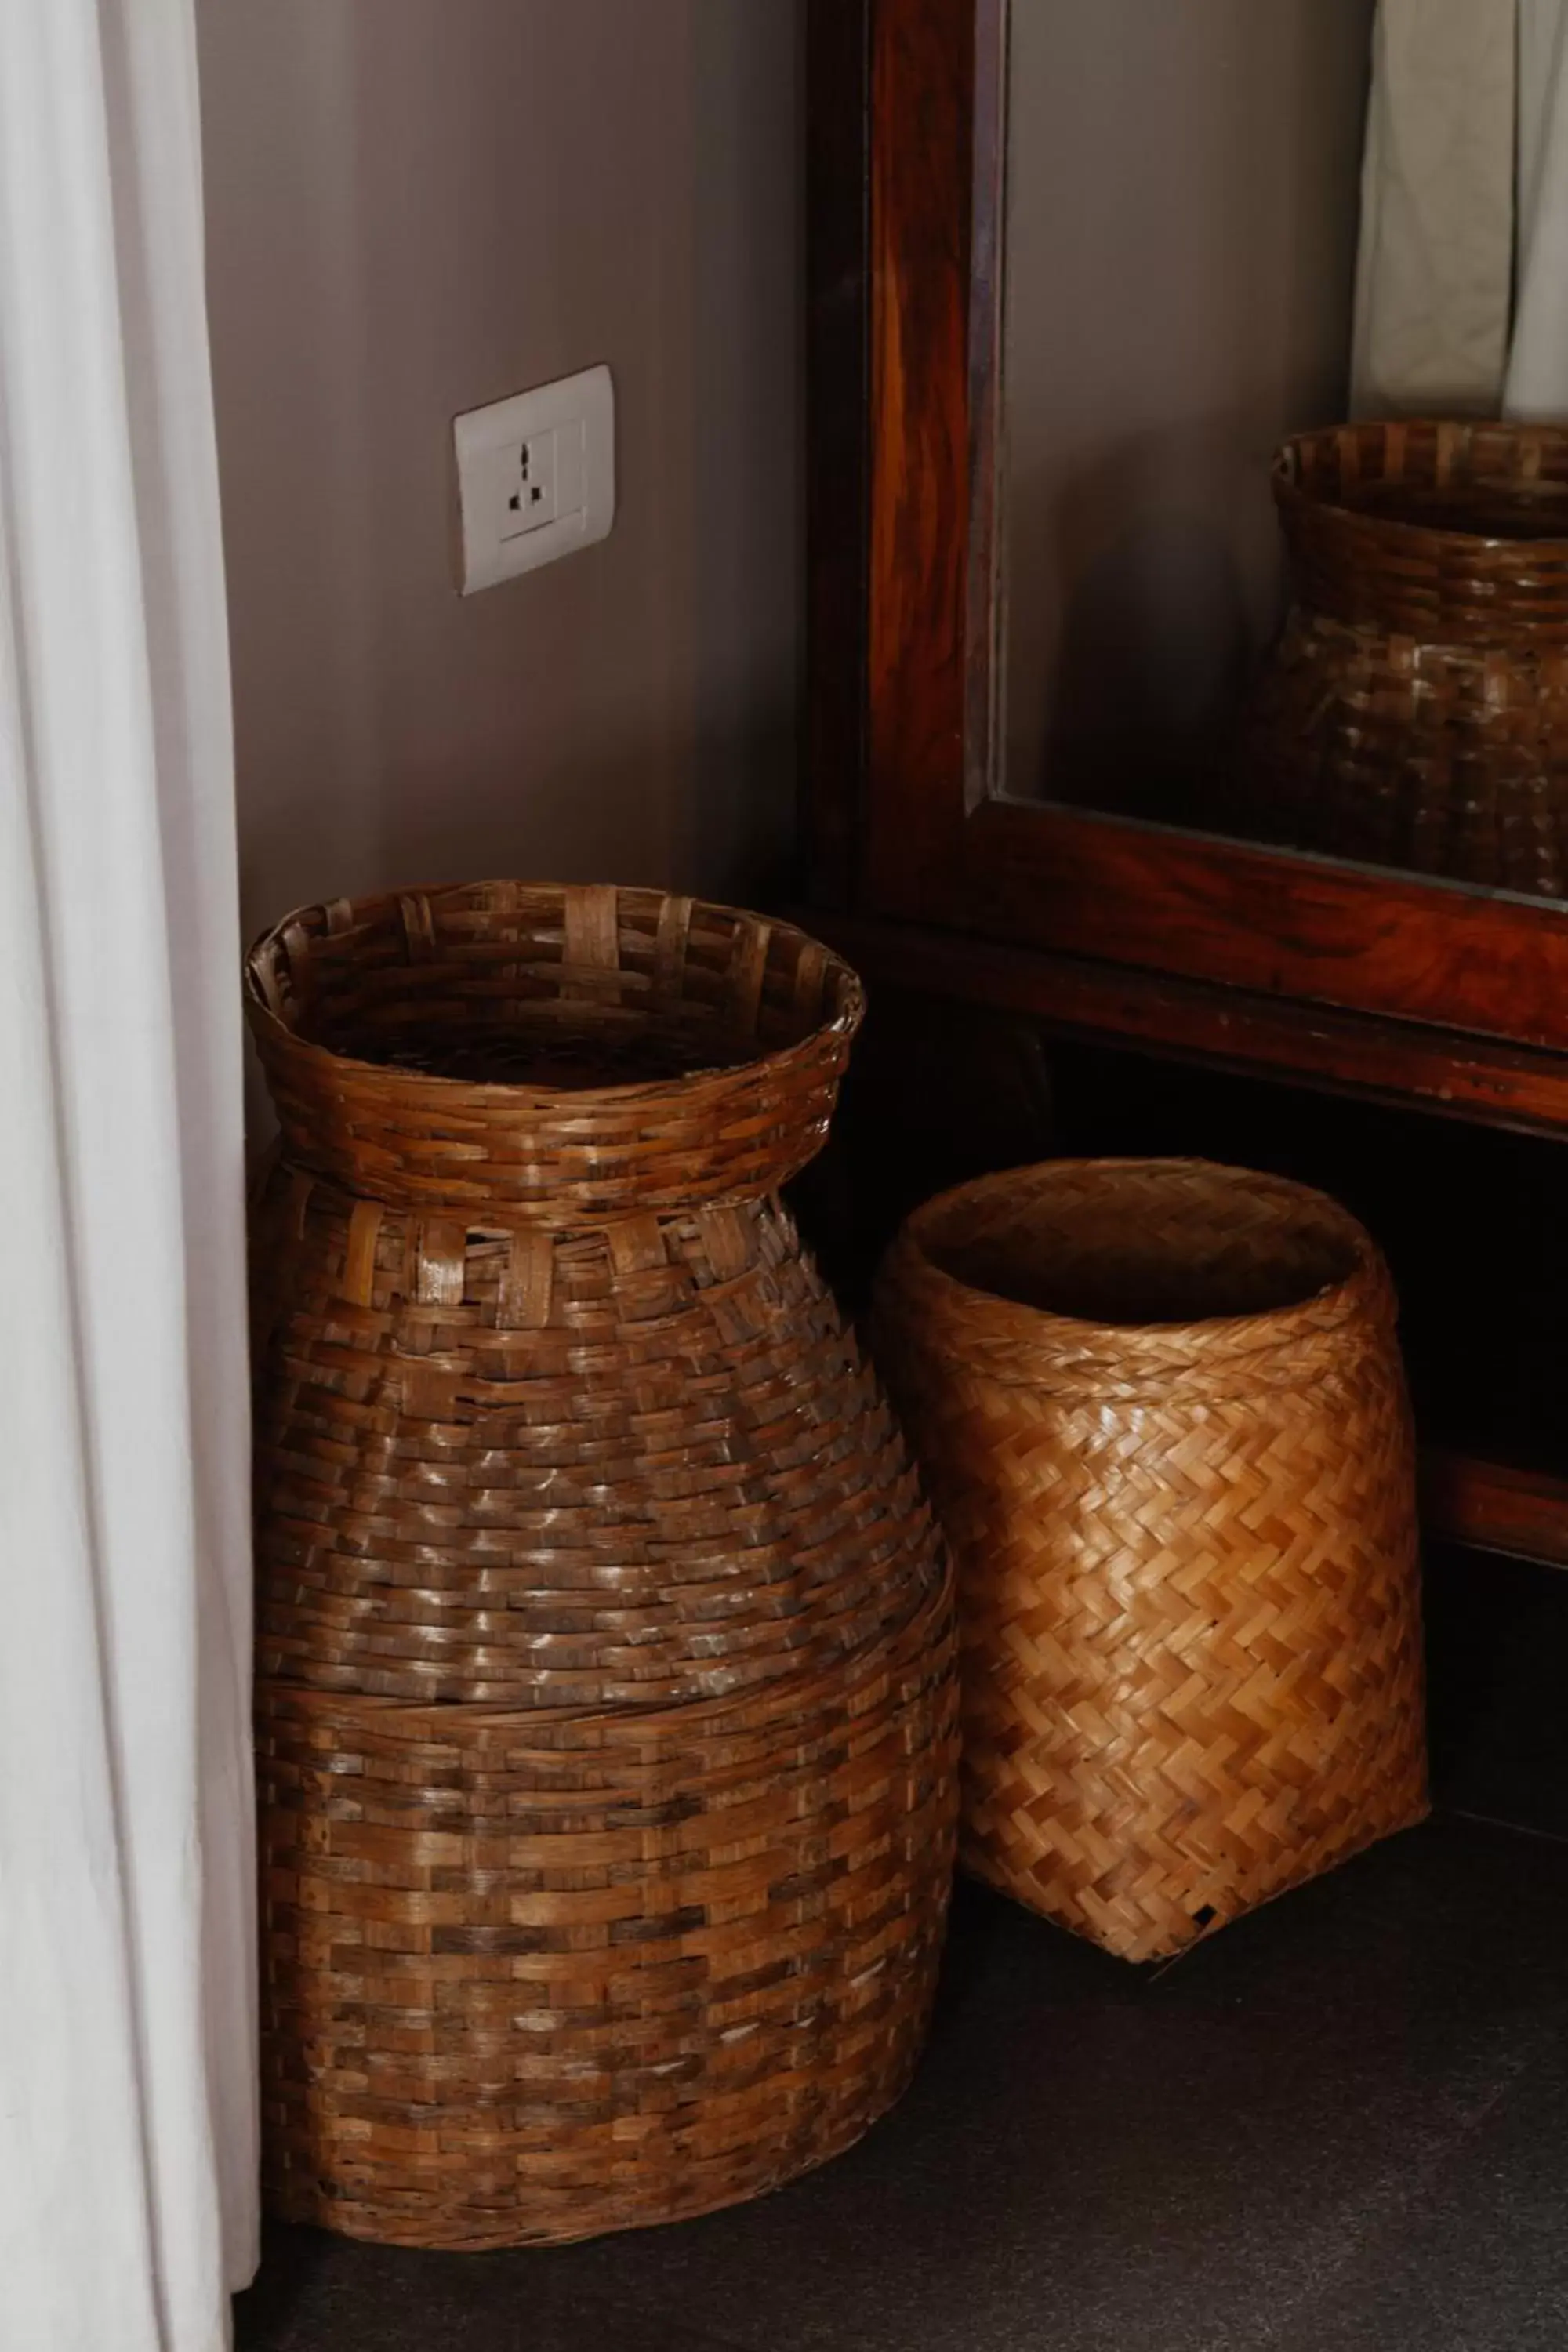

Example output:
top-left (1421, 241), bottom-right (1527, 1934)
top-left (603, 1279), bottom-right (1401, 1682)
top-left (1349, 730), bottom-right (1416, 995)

top-left (926, 1178), bottom-right (1360, 1328)
top-left (314, 1018), bottom-right (753, 1090)
top-left (1334, 477), bottom-right (1568, 543)
top-left (256, 886), bottom-right (855, 1091)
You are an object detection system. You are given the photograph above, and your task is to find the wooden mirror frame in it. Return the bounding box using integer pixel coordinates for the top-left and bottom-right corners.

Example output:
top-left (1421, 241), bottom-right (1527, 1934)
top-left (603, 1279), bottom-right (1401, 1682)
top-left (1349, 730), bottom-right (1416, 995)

top-left (805, 0), bottom-right (1568, 1136)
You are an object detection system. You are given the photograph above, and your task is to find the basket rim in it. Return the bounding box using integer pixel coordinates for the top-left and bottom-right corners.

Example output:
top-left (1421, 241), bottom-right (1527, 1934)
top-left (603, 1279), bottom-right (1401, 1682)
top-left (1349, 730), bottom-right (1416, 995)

top-left (243, 879), bottom-right (865, 1111)
top-left (889, 1156), bottom-right (1383, 1349)
top-left (1274, 420), bottom-right (1568, 555)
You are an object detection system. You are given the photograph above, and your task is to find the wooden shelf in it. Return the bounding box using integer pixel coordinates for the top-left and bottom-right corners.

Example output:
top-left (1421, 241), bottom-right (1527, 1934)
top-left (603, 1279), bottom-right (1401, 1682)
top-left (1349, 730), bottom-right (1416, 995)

top-left (1423, 1454), bottom-right (1568, 1574)
top-left (802, 909), bottom-right (1568, 1141)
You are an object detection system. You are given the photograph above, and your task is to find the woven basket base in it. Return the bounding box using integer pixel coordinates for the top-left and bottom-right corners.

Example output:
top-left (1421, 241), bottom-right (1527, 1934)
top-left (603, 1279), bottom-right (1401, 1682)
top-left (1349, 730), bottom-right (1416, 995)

top-left (942, 1373), bottom-right (1432, 1964)
top-left (259, 1574), bottom-right (959, 2249)
top-left (958, 1797), bottom-right (1430, 1969)
top-left (267, 2048), bottom-right (925, 2254)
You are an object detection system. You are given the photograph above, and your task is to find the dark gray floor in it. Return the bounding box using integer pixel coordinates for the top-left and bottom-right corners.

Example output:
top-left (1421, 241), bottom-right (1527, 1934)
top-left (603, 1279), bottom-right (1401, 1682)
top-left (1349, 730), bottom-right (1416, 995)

top-left (235, 1815), bottom-right (1568, 2352)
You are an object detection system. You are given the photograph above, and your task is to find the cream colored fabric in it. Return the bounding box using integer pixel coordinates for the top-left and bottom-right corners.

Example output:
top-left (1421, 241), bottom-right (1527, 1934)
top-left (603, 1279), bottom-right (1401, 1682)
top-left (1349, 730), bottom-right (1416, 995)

top-left (1351, 0), bottom-right (1518, 417)
top-left (1506, 0), bottom-right (1568, 414)
top-left (0, 0), bottom-right (256, 2344)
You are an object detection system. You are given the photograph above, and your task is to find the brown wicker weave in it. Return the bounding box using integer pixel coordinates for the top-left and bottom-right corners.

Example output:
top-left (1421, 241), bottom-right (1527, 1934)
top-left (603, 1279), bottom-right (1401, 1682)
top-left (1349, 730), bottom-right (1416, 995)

top-left (246, 881), bottom-right (957, 2244)
top-left (1236, 420), bottom-right (1568, 896)
top-left (247, 881), bottom-right (858, 1223)
top-left (260, 1570), bottom-right (959, 2250)
top-left (249, 1168), bottom-right (932, 1711)
top-left (873, 1159), bottom-right (1428, 1965)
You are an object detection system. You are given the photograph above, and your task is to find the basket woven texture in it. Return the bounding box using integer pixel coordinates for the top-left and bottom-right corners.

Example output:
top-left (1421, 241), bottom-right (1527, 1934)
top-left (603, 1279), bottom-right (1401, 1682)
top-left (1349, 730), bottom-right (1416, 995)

top-left (873, 1159), bottom-right (1428, 1965)
top-left (246, 882), bottom-right (958, 2247)
top-left (1236, 419), bottom-right (1568, 896)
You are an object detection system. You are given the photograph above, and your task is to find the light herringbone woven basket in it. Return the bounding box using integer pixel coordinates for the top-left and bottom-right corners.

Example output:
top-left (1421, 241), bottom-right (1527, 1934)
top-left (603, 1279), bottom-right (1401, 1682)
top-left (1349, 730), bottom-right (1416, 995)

top-left (873, 1160), bottom-right (1428, 1965)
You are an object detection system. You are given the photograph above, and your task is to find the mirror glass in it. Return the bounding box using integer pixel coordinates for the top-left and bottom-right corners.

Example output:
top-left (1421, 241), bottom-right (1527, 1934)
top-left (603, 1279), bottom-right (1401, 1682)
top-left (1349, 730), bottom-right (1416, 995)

top-left (998, 1), bottom-right (1568, 903)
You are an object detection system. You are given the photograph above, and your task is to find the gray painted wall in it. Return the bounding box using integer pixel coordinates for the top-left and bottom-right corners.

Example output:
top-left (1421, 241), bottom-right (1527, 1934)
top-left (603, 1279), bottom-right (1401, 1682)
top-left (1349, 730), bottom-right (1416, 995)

top-left (196, 0), bottom-right (802, 945)
top-left (1002, 0), bottom-right (1374, 815)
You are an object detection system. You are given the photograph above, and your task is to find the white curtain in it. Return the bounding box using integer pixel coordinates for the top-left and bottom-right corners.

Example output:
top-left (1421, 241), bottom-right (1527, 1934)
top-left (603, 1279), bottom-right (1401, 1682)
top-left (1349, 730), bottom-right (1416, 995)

top-left (1506, 0), bottom-right (1568, 413)
top-left (0, 2), bottom-right (257, 2349)
top-left (1352, 0), bottom-right (1568, 421)
top-left (1350, 0), bottom-right (1518, 419)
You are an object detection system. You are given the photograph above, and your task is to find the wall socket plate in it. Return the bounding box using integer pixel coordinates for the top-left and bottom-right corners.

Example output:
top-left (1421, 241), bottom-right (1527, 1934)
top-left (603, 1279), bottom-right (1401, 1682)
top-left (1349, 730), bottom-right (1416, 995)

top-left (453, 364), bottom-right (615, 593)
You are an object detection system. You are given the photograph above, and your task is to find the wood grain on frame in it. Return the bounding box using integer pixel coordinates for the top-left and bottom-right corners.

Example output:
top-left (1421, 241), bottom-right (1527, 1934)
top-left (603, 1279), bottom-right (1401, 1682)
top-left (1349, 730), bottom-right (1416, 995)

top-left (1423, 1454), bottom-right (1568, 1573)
top-left (804, 0), bottom-right (873, 910)
top-left (867, 0), bottom-right (976, 916)
top-left (801, 909), bottom-right (1568, 1138)
top-left (970, 801), bottom-right (1568, 1051)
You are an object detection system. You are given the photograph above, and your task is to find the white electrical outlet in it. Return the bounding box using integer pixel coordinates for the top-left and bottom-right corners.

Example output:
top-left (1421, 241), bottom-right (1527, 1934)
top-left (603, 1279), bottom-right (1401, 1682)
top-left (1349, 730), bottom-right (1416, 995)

top-left (453, 365), bottom-right (614, 593)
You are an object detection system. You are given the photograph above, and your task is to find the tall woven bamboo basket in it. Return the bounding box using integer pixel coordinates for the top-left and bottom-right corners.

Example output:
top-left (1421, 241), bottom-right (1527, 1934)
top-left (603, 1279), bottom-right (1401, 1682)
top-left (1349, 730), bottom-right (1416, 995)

top-left (1235, 420), bottom-right (1568, 896)
top-left (246, 882), bottom-right (959, 2249)
top-left (872, 1160), bottom-right (1428, 1966)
